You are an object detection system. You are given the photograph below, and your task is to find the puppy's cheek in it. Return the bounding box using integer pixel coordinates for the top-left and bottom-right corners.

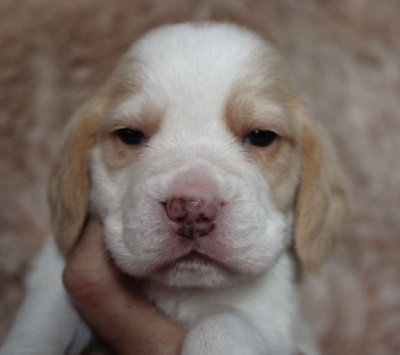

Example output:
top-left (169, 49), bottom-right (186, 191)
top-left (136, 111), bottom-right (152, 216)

top-left (215, 208), bottom-right (290, 275)
top-left (113, 194), bottom-right (182, 277)
top-left (217, 178), bottom-right (291, 270)
top-left (103, 212), bottom-right (131, 268)
top-left (102, 210), bottom-right (166, 277)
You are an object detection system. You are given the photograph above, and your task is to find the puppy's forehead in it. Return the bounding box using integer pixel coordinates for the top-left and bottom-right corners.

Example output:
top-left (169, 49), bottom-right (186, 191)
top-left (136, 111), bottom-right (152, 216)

top-left (108, 24), bottom-right (287, 130)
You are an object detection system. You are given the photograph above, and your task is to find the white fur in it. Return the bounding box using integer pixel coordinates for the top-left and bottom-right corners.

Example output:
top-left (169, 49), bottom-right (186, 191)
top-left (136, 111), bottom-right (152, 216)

top-left (92, 23), bottom-right (291, 287)
top-left (1, 23), bottom-right (319, 354)
top-left (0, 238), bottom-right (91, 355)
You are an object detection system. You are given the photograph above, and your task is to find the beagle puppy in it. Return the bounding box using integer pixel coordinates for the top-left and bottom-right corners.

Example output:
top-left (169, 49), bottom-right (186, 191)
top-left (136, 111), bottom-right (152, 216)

top-left (1, 22), bottom-right (347, 355)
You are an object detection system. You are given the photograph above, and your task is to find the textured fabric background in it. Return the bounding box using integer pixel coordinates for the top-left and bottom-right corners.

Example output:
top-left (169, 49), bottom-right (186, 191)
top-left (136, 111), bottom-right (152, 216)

top-left (0, 1), bottom-right (399, 354)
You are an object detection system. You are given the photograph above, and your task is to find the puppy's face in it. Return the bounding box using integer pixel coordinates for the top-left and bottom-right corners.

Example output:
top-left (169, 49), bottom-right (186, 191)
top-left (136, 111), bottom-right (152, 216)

top-left (50, 24), bottom-right (347, 288)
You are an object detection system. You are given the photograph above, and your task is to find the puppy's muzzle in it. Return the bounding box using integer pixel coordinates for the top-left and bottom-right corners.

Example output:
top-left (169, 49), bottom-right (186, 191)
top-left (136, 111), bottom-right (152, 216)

top-left (164, 196), bottom-right (221, 240)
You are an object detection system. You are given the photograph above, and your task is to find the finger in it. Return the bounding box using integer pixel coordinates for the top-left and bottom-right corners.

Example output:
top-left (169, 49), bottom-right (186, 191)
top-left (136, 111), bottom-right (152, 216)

top-left (63, 218), bottom-right (186, 355)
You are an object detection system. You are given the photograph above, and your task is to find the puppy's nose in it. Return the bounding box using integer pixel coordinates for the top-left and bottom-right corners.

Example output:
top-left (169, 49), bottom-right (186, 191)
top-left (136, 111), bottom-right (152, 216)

top-left (164, 197), bottom-right (221, 239)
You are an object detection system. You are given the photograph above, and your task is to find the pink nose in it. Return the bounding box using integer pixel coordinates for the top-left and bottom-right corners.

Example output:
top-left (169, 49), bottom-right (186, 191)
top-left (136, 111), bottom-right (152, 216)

top-left (164, 197), bottom-right (221, 239)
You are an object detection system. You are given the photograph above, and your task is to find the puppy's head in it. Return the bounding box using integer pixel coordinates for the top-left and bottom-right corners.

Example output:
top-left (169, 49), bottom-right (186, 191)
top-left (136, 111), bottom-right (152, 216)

top-left (49, 23), bottom-right (347, 288)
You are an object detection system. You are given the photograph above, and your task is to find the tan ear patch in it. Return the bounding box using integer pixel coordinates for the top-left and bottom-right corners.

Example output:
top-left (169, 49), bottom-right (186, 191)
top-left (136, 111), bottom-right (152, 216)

top-left (294, 104), bottom-right (347, 273)
top-left (48, 53), bottom-right (144, 256)
top-left (48, 95), bottom-right (106, 256)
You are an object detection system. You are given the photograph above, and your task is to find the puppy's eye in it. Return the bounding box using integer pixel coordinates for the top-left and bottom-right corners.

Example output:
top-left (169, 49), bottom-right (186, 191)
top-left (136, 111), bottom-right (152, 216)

top-left (115, 128), bottom-right (146, 145)
top-left (245, 130), bottom-right (278, 147)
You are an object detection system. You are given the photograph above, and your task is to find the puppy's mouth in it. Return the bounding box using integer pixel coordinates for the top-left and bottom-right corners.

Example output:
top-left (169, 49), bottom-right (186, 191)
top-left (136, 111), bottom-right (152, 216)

top-left (156, 250), bottom-right (223, 272)
top-left (175, 251), bottom-right (214, 265)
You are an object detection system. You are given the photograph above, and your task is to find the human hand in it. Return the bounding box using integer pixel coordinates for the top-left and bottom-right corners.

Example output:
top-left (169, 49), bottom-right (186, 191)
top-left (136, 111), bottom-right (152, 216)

top-left (63, 218), bottom-right (186, 355)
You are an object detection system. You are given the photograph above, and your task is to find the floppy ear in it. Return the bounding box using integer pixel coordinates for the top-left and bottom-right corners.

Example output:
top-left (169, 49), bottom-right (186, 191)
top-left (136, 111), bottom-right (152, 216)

top-left (294, 103), bottom-right (347, 273)
top-left (48, 95), bottom-right (105, 256)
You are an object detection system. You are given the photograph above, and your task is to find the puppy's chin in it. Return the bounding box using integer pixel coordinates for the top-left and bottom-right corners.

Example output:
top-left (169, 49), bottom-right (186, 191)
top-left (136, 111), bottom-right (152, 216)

top-left (149, 253), bottom-right (243, 288)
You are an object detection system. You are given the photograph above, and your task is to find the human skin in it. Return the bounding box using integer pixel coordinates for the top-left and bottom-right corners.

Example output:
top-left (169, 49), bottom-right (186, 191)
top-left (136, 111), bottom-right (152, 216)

top-left (63, 218), bottom-right (186, 355)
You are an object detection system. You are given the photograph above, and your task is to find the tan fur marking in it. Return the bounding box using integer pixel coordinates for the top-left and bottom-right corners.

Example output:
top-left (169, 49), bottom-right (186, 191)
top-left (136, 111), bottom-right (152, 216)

top-left (48, 92), bottom-right (108, 255)
top-left (223, 52), bottom-right (302, 215)
top-left (224, 85), bottom-right (301, 214)
top-left (49, 54), bottom-right (146, 255)
top-left (224, 51), bottom-right (347, 272)
top-left (293, 102), bottom-right (348, 272)
top-left (98, 103), bottom-right (162, 173)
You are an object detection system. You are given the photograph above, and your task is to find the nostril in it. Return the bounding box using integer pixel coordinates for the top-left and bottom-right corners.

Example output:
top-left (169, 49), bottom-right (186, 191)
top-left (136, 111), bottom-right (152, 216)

top-left (197, 202), bottom-right (220, 222)
top-left (164, 198), bottom-right (190, 223)
top-left (164, 196), bottom-right (221, 239)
